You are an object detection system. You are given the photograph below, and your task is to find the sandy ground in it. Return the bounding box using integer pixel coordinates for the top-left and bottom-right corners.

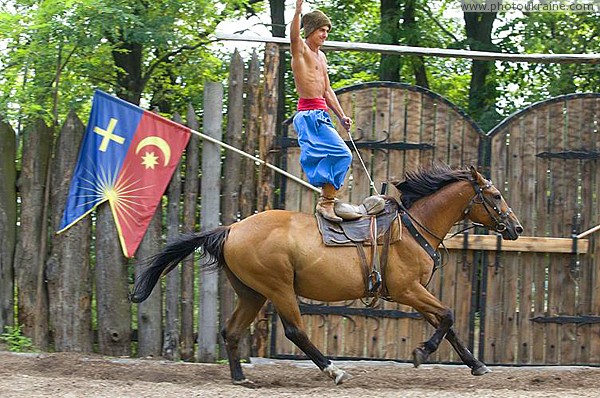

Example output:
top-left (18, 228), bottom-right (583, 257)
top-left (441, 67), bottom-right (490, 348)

top-left (1, 350), bottom-right (599, 397)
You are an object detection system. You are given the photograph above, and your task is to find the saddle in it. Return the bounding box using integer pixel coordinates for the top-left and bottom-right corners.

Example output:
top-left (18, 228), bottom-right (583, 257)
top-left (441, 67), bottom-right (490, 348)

top-left (316, 199), bottom-right (401, 246)
top-left (316, 198), bottom-right (402, 304)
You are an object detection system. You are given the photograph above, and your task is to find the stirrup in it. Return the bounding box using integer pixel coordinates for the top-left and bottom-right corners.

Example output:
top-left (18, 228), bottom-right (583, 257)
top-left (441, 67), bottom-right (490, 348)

top-left (367, 270), bottom-right (381, 293)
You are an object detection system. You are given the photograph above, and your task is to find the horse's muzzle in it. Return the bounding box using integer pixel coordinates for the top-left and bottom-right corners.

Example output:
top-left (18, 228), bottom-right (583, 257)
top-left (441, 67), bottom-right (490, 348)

top-left (500, 220), bottom-right (523, 240)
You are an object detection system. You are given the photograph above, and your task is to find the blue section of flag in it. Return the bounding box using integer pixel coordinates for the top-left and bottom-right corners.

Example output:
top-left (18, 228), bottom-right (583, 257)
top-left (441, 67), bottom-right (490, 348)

top-left (59, 90), bottom-right (144, 231)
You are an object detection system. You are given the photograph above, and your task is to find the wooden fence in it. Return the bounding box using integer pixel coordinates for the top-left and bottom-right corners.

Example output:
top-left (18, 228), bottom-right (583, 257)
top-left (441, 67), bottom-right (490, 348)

top-left (0, 48), bottom-right (274, 360)
top-left (273, 83), bottom-right (600, 366)
top-left (1, 51), bottom-right (599, 366)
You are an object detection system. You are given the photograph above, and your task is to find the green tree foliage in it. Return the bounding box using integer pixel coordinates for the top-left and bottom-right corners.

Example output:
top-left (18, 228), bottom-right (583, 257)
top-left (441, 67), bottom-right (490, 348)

top-left (497, 12), bottom-right (600, 113)
top-left (0, 0), bottom-right (253, 128)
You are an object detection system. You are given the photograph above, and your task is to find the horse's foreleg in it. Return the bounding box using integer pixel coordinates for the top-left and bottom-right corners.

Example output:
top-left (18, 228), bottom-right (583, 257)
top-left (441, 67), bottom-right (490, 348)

top-left (445, 329), bottom-right (491, 375)
top-left (221, 270), bottom-right (267, 386)
top-left (412, 308), bottom-right (454, 367)
top-left (398, 285), bottom-right (454, 368)
top-left (273, 294), bottom-right (350, 385)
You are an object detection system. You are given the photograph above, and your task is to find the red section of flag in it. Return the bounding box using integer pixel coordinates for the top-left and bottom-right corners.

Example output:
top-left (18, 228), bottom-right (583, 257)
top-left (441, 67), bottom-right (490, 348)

top-left (112, 111), bottom-right (191, 257)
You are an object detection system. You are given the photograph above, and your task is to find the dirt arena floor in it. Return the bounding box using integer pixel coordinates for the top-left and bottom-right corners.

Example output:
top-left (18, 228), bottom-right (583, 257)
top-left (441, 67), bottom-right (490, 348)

top-left (1, 350), bottom-right (599, 397)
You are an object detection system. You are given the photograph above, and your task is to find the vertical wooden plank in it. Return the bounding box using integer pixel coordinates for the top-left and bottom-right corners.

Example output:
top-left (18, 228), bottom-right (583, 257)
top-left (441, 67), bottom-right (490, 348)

top-left (46, 112), bottom-right (93, 352)
top-left (517, 112), bottom-right (537, 364)
top-left (327, 313), bottom-right (345, 357)
top-left (307, 309), bottom-right (326, 358)
top-left (219, 51), bottom-right (245, 360)
top-left (0, 121), bottom-right (16, 334)
top-left (15, 120), bottom-right (52, 350)
top-left (386, 87), bottom-right (411, 361)
top-left (448, 118), bottom-right (465, 167)
top-left (545, 100), bottom-right (566, 364)
top-left (420, 96), bottom-right (437, 166)
top-left (531, 103), bottom-right (550, 364)
top-left (136, 210), bottom-right (163, 357)
top-left (435, 105), bottom-right (450, 165)
top-left (482, 130), bottom-right (507, 364)
top-left (559, 97), bottom-right (582, 364)
top-left (589, 100), bottom-right (600, 364)
top-left (181, 105), bottom-right (200, 362)
top-left (337, 91), bottom-right (354, 203)
top-left (240, 51), bottom-right (260, 218)
top-left (589, 98), bottom-right (600, 364)
top-left (498, 119), bottom-right (522, 365)
top-left (387, 88), bottom-right (407, 181)
top-left (405, 91), bottom-right (422, 169)
top-left (343, 300), bottom-right (366, 358)
top-left (163, 124), bottom-right (182, 361)
top-left (578, 97), bottom-right (598, 364)
top-left (197, 82), bottom-right (223, 362)
top-left (351, 88), bottom-right (375, 202)
top-left (373, 87), bottom-right (391, 187)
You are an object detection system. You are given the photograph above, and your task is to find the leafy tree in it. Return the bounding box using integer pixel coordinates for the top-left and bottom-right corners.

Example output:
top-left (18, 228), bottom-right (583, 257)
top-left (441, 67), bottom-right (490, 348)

top-left (0, 0), bottom-right (253, 131)
top-left (497, 12), bottom-right (600, 113)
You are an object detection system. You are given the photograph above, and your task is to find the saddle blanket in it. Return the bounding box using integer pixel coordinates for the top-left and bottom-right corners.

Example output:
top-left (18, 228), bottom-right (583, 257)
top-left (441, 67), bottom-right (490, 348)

top-left (316, 199), bottom-right (402, 246)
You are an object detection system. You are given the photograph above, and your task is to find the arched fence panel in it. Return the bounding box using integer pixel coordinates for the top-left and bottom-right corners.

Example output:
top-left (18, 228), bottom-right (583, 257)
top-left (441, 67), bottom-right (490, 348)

top-left (484, 94), bottom-right (600, 365)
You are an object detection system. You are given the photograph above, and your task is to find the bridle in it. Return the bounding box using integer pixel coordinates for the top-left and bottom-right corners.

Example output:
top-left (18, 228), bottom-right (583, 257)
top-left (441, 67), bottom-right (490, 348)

top-left (464, 178), bottom-right (513, 233)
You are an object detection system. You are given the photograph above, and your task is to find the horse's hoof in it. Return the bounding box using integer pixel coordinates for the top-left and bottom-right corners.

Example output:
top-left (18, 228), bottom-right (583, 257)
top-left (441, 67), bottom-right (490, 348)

top-left (334, 370), bottom-right (351, 385)
top-left (471, 364), bottom-right (491, 376)
top-left (232, 379), bottom-right (258, 388)
top-left (412, 347), bottom-right (427, 368)
top-left (323, 363), bottom-right (351, 385)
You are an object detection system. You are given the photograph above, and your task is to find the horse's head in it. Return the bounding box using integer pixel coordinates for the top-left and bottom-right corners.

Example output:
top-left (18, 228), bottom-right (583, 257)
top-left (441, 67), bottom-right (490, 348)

top-left (464, 166), bottom-right (523, 240)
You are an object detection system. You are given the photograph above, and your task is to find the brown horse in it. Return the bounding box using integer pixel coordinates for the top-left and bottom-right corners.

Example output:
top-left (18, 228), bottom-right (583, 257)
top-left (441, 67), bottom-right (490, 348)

top-left (131, 164), bottom-right (522, 385)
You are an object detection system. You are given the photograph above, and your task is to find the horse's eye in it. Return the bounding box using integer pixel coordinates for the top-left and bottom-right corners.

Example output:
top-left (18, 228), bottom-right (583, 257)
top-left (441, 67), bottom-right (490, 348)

top-left (494, 194), bottom-right (501, 201)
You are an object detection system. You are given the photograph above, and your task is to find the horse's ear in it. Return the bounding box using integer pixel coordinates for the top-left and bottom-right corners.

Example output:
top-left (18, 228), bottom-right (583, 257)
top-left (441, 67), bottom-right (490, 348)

top-left (469, 165), bottom-right (478, 180)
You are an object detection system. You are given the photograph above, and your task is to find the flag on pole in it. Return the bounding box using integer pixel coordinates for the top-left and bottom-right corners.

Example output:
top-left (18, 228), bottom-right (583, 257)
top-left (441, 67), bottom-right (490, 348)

top-left (58, 90), bottom-right (191, 257)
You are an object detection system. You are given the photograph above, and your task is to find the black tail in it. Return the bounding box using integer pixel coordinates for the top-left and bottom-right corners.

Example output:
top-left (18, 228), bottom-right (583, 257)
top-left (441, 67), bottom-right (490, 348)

top-left (130, 226), bottom-right (230, 303)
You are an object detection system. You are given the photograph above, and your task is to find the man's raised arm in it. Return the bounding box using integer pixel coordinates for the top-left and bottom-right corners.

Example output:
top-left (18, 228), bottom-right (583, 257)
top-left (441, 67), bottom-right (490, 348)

top-left (291, 0), bottom-right (304, 55)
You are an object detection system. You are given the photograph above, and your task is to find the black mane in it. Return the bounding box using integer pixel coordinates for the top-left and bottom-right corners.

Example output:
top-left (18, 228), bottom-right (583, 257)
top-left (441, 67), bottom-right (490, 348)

top-left (394, 164), bottom-right (471, 209)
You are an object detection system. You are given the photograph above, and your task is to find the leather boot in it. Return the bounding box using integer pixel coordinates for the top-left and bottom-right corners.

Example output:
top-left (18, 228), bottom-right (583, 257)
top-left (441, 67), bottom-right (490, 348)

top-left (316, 184), bottom-right (343, 222)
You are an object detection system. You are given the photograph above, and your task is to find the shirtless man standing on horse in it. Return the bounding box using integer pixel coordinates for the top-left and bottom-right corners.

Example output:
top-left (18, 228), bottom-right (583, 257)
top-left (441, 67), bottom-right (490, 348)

top-left (291, 0), bottom-right (358, 222)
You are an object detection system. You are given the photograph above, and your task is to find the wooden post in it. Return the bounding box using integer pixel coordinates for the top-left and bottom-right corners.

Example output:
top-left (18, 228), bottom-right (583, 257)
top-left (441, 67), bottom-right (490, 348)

top-left (46, 111), bottom-right (93, 352)
top-left (14, 119), bottom-right (52, 350)
top-left (253, 43), bottom-right (280, 358)
top-left (135, 208), bottom-right (163, 357)
top-left (239, 51), bottom-right (261, 219)
top-left (0, 121), bottom-right (17, 333)
top-left (219, 49), bottom-right (244, 360)
top-left (196, 82), bottom-right (223, 362)
top-left (181, 105), bottom-right (201, 361)
top-left (257, 43), bottom-right (280, 212)
top-left (163, 113), bottom-right (185, 361)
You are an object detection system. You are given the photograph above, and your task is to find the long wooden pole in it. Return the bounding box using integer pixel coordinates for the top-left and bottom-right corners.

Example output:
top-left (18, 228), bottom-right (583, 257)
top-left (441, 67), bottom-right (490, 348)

top-left (188, 126), bottom-right (321, 193)
top-left (577, 224), bottom-right (600, 239)
top-left (216, 33), bottom-right (600, 64)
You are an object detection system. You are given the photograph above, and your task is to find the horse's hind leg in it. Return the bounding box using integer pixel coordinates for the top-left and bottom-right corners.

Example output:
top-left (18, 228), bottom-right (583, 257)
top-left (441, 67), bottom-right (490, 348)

top-left (270, 292), bottom-right (350, 384)
top-left (221, 268), bottom-right (266, 385)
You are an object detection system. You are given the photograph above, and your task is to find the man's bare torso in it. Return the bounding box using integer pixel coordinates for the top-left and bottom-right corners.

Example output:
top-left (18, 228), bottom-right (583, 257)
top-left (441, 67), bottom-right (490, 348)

top-left (291, 44), bottom-right (329, 99)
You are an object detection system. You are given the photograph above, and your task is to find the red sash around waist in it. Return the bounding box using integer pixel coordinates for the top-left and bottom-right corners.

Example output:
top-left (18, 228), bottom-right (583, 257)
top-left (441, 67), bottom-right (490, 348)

top-left (297, 97), bottom-right (327, 111)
